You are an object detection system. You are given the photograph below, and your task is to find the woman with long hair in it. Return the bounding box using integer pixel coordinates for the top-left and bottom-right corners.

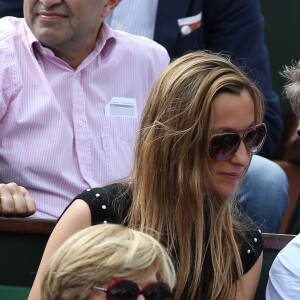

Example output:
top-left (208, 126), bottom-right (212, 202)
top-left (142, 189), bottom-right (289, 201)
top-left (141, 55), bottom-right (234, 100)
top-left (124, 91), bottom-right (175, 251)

top-left (30, 51), bottom-right (265, 299)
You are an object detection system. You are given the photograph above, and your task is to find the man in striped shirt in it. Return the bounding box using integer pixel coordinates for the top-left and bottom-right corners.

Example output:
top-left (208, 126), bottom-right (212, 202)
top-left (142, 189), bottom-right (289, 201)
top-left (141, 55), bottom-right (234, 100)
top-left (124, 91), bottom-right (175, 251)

top-left (0, 0), bottom-right (170, 218)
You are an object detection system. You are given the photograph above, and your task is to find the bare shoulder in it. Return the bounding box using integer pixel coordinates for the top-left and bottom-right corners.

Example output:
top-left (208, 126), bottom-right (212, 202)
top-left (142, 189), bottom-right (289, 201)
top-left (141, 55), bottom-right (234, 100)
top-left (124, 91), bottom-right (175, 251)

top-left (234, 252), bottom-right (263, 300)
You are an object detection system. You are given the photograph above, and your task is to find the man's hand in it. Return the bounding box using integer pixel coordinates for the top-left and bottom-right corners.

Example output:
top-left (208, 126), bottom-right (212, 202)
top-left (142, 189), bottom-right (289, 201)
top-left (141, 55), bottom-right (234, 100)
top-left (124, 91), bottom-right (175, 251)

top-left (0, 183), bottom-right (36, 217)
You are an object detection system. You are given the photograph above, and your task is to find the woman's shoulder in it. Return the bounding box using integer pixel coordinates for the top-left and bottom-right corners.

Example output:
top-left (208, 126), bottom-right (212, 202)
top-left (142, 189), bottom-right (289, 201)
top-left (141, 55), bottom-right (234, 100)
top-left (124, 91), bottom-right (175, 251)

top-left (74, 183), bottom-right (127, 201)
top-left (74, 183), bottom-right (132, 225)
top-left (239, 227), bottom-right (264, 275)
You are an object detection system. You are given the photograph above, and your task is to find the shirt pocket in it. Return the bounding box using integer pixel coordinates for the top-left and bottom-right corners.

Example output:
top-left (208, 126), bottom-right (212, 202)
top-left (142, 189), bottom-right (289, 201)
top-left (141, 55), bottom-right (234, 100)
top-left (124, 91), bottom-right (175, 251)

top-left (101, 116), bottom-right (140, 180)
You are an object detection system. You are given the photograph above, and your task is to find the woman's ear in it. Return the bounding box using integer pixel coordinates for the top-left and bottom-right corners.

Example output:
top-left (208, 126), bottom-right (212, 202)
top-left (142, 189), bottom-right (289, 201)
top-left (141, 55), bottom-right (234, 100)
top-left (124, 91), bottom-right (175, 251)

top-left (101, 0), bottom-right (121, 17)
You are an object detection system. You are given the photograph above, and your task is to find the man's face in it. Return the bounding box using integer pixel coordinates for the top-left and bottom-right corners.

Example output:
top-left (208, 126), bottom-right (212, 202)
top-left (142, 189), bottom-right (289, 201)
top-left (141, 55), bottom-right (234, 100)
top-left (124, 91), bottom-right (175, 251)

top-left (24, 0), bottom-right (113, 50)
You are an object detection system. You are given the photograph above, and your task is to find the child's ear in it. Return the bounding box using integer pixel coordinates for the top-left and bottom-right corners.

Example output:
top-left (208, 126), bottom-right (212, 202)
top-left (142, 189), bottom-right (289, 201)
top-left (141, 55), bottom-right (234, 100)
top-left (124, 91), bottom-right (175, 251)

top-left (101, 0), bottom-right (120, 17)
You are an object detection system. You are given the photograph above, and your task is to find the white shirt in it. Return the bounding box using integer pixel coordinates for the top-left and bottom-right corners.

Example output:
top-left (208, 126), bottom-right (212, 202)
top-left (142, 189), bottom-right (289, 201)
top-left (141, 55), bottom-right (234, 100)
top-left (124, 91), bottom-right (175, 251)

top-left (106, 0), bottom-right (158, 39)
top-left (266, 233), bottom-right (300, 299)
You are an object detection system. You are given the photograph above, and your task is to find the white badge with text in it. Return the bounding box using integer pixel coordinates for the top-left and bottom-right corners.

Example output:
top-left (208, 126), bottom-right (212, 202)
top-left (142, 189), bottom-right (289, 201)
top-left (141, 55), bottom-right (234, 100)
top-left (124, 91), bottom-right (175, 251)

top-left (105, 97), bottom-right (137, 118)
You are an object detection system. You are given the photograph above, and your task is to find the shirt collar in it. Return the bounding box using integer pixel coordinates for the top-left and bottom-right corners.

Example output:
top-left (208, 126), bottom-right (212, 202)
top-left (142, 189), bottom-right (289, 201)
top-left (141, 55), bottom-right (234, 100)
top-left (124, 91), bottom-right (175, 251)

top-left (23, 19), bottom-right (39, 52)
top-left (94, 21), bottom-right (117, 54)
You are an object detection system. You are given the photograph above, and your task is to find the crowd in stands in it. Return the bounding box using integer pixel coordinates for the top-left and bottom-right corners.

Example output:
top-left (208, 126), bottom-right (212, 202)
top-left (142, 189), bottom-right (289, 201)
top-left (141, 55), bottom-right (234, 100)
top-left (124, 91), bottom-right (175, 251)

top-left (0, 0), bottom-right (299, 299)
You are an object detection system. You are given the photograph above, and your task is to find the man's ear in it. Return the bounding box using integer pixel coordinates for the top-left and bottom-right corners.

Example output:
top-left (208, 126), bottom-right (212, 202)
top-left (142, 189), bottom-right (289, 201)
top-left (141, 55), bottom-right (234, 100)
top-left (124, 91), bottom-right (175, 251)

top-left (101, 0), bottom-right (121, 17)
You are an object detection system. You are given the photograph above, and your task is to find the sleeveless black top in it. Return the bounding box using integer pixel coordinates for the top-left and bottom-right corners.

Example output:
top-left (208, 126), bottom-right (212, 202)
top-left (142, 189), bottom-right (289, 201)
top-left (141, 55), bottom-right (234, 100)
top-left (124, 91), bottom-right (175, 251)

top-left (66, 183), bottom-right (263, 297)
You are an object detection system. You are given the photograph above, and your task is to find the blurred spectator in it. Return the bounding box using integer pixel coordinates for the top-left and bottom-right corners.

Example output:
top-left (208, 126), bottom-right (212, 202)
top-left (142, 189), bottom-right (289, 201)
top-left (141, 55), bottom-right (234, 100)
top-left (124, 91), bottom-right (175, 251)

top-left (41, 224), bottom-right (176, 300)
top-left (266, 62), bottom-right (300, 299)
top-left (266, 234), bottom-right (300, 299)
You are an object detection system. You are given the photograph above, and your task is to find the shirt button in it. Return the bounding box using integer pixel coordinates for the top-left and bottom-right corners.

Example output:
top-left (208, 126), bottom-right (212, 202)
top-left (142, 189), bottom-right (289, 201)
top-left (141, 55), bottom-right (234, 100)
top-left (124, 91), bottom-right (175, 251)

top-left (78, 120), bottom-right (84, 127)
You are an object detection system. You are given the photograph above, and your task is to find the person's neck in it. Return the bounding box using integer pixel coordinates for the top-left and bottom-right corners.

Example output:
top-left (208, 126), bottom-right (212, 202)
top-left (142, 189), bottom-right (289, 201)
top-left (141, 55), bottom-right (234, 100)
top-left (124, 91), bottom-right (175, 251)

top-left (48, 29), bottom-right (100, 69)
top-left (51, 42), bottom-right (96, 69)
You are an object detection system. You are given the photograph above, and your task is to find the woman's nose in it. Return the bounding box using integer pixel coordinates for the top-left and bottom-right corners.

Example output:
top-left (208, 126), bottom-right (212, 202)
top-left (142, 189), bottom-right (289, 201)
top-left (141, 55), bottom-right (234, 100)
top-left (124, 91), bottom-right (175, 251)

top-left (231, 141), bottom-right (251, 167)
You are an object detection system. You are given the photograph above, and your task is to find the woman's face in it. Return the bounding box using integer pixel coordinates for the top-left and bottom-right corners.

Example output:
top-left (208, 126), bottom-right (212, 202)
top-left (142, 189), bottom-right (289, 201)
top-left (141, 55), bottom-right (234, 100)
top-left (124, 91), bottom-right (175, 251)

top-left (210, 89), bottom-right (255, 198)
top-left (88, 274), bottom-right (158, 300)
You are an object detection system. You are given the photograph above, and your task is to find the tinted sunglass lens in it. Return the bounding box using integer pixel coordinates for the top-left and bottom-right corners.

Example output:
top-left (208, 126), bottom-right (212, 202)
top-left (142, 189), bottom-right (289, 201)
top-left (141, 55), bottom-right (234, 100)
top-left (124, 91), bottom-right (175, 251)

top-left (109, 281), bottom-right (139, 300)
top-left (210, 133), bottom-right (240, 160)
top-left (244, 125), bottom-right (266, 153)
top-left (143, 283), bottom-right (171, 300)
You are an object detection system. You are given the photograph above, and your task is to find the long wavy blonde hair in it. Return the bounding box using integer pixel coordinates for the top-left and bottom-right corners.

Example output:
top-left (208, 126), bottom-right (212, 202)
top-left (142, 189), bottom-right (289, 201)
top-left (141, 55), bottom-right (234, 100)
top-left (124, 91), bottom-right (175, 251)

top-left (127, 51), bottom-right (264, 299)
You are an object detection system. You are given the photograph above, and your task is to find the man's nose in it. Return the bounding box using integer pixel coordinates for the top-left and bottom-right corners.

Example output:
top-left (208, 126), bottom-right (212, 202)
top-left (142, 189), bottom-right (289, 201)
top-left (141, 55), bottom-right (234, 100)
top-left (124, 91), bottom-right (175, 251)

top-left (39, 0), bottom-right (63, 8)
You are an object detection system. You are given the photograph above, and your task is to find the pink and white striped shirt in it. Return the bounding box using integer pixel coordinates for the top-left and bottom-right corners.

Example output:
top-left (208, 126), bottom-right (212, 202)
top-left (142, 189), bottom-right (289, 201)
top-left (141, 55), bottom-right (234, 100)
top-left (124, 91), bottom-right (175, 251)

top-left (0, 17), bottom-right (170, 219)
